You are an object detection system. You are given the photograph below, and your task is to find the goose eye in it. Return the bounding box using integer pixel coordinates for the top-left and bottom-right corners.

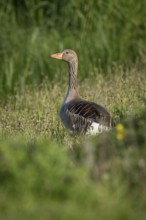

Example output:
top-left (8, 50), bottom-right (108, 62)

top-left (66, 51), bottom-right (69, 54)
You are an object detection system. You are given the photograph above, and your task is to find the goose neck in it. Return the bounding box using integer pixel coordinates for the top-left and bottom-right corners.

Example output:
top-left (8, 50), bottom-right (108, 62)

top-left (68, 60), bottom-right (78, 90)
top-left (64, 60), bottom-right (78, 103)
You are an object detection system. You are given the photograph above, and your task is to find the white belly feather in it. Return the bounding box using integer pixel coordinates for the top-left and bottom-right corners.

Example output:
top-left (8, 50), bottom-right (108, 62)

top-left (86, 122), bottom-right (110, 135)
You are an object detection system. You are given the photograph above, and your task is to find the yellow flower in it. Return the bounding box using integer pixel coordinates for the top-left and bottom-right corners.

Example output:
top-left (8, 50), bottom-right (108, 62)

top-left (116, 123), bottom-right (125, 140)
top-left (116, 132), bottom-right (124, 140)
top-left (116, 123), bottom-right (124, 132)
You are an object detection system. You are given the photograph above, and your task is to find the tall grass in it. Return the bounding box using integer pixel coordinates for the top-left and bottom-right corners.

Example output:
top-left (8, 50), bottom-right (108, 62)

top-left (0, 66), bottom-right (146, 140)
top-left (0, 0), bottom-right (146, 96)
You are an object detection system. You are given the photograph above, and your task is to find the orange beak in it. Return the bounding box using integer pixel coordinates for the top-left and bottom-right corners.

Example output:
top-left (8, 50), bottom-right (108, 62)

top-left (50, 52), bottom-right (63, 60)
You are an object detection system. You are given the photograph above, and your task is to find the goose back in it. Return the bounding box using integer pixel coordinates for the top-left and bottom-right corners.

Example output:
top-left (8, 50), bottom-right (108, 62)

top-left (60, 99), bottom-right (112, 134)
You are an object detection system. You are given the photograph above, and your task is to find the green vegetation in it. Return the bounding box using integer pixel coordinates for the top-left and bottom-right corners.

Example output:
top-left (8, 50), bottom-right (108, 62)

top-left (0, 0), bottom-right (146, 95)
top-left (0, 1), bottom-right (146, 219)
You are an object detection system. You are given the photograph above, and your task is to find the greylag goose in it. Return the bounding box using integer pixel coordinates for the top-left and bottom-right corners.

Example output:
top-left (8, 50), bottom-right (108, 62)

top-left (50, 49), bottom-right (112, 135)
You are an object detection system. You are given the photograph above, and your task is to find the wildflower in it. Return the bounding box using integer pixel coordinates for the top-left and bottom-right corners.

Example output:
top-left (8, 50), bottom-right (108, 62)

top-left (116, 132), bottom-right (124, 141)
top-left (116, 123), bottom-right (124, 132)
top-left (116, 123), bottom-right (125, 140)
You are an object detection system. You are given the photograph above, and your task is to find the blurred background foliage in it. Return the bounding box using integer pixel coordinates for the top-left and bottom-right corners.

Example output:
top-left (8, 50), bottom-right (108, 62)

top-left (0, 0), bottom-right (146, 96)
top-left (0, 111), bottom-right (146, 220)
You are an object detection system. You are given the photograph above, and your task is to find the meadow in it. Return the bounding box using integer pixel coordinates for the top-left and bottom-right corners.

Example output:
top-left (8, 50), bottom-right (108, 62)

top-left (0, 1), bottom-right (146, 219)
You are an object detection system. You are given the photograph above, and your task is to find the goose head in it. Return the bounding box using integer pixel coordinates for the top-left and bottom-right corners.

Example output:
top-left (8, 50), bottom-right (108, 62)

top-left (50, 49), bottom-right (77, 64)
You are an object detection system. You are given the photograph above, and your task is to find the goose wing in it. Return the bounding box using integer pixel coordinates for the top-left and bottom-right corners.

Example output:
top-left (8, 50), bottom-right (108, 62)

top-left (64, 100), bottom-right (111, 134)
